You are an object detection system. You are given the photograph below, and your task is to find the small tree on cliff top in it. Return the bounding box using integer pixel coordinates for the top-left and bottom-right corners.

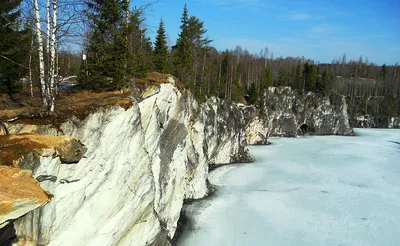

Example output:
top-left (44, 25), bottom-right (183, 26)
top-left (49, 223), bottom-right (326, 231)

top-left (154, 18), bottom-right (169, 74)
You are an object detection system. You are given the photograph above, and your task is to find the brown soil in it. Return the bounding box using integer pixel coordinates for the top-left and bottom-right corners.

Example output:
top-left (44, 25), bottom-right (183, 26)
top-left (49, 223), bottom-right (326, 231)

top-left (0, 72), bottom-right (176, 127)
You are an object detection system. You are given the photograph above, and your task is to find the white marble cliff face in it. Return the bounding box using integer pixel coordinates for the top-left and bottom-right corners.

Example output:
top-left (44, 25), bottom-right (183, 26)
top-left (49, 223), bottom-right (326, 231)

top-left (353, 115), bottom-right (400, 129)
top-left (12, 83), bottom-right (251, 246)
top-left (244, 87), bottom-right (354, 142)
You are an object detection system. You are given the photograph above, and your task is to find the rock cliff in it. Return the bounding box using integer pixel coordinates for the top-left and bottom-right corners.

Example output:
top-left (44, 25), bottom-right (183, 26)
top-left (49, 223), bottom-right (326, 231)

top-left (245, 87), bottom-right (354, 144)
top-left (3, 83), bottom-right (251, 245)
top-left (351, 115), bottom-right (400, 129)
top-left (0, 134), bottom-right (86, 245)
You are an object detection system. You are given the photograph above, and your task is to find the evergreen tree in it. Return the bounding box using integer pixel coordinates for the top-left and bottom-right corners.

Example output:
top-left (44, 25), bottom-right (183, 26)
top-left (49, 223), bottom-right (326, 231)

top-left (0, 0), bottom-right (28, 93)
top-left (126, 8), bottom-right (153, 78)
top-left (174, 4), bottom-right (211, 90)
top-left (276, 69), bottom-right (286, 86)
top-left (317, 69), bottom-right (331, 94)
top-left (303, 62), bottom-right (317, 91)
top-left (294, 64), bottom-right (302, 90)
top-left (219, 51), bottom-right (229, 98)
top-left (154, 19), bottom-right (169, 73)
top-left (248, 83), bottom-right (259, 105)
top-left (82, 0), bottom-right (127, 90)
top-left (381, 64), bottom-right (387, 79)
top-left (262, 66), bottom-right (273, 88)
top-left (174, 4), bottom-right (192, 83)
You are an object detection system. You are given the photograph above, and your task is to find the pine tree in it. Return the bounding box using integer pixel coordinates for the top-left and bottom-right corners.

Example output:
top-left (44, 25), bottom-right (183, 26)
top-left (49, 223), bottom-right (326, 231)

top-left (126, 8), bottom-right (153, 78)
top-left (174, 4), bottom-right (193, 83)
top-left (248, 83), bottom-right (259, 105)
top-left (0, 0), bottom-right (28, 93)
top-left (294, 64), bottom-right (302, 90)
top-left (303, 62), bottom-right (317, 92)
top-left (178, 4), bottom-right (189, 43)
top-left (174, 4), bottom-right (211, 92)
top-left (262, 67), bottom-right (272, 88)
top-left (82, 0), bottom-right (127, 90)
top-left (317, 69), bottom-right (331, 94)
top-left (154, 19), bottom-right (169, 74)
top-left (277, 69), bottom-right (286, 86)
top-left (381, 64), bottom-right (387, 79)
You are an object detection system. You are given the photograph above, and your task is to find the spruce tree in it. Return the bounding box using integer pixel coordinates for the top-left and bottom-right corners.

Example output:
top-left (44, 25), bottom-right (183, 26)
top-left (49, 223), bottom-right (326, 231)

top-left (294, 64), bottom-right (302, 90)
top-left (317, 69), bottom-right (331, 94)
top-left (248, 83), bottom-right (259, 105)
top-left (381, 64), bottom-right (387, 79)
top-left (126, 8), bottom-right (153, 78)
top-left (178, 4), bottom-right (189, 43)
top-left (174, 4), bottom-right (211, 91)
top-left (303, 62), bottom-right (317, 92)
top-left (154, 19), bottom-right (169, 74)
top-left (82, 0), bottom-right (127, 90)
top-left (0, 0), bottom-right (28, 93)
top-left (262, 67), bottom-right (273, 88)
top-left (174, 4), bottom-right (193, 83)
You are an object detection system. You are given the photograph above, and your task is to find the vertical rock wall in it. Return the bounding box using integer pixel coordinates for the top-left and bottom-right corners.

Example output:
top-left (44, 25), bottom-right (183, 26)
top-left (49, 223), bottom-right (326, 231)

top-left (245, 87), bottom-right (354, 144)
top-left (8, 83), bottom-right (251, 246)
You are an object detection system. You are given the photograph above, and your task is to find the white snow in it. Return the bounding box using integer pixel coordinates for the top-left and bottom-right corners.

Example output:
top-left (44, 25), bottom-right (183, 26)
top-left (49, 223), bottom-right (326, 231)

top-left (179, 129), bottom-right (400, 246)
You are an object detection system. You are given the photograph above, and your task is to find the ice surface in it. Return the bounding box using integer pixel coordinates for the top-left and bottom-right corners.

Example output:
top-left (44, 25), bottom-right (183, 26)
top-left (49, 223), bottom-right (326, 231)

top-left (179, 129), bottom-right (400, 246)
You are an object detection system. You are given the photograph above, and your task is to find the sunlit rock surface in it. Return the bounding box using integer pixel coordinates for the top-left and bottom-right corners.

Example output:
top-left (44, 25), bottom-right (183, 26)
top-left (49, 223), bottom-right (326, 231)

top-left (6, 83), bottom-right (251, 245)
top-left (0, 166), bottom-right (50, 227)
top-left (244, 87), bottom-right (354, 141)
top-left (0, 134), bottom-right (87, 167)
top-left (352, 115), bottom-right (400, 129)
top-left (245, 116), bottom-right (269, 145)
top-left (0, 134), bottom-right (86, 245)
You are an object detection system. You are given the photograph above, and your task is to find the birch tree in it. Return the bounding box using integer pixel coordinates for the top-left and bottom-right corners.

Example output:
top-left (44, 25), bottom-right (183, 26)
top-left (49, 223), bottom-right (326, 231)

top-left (33, 0), bottom-right (47, 107)
top-left (49, 0), bottom-right (57, 112)
top-left (33, 0), bottom-right (58, 112)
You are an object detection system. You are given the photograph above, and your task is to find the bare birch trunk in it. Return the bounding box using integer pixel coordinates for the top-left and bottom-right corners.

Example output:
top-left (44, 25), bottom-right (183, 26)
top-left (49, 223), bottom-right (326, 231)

top-left (49, 0), bottom-right (58, 112)
top-left (45, 0), bottom-right (51, 98)
top-left (29, 38), bottom-right (34, 97)
top-left (46, 0), bottom-right (51, 57)
top-left (125, 0), bottom-right (131, 27)
top-left (55, 45), bottom-right (59, 95)
top-left (34, 0), bottom-right (47, 108)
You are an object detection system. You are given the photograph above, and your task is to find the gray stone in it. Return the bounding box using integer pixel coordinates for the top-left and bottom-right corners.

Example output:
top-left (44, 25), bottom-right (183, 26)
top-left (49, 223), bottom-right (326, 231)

top-left (245, 87), bottom-right (354, 143)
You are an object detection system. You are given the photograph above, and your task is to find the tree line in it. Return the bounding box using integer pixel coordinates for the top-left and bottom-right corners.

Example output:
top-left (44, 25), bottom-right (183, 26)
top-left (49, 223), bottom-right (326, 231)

top-left (0, 1), bottom-right (399, 116)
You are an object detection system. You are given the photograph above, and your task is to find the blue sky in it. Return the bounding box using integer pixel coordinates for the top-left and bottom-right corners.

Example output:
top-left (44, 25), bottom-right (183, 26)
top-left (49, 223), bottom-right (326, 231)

top-left (135, 0), bottom-right (399, 65)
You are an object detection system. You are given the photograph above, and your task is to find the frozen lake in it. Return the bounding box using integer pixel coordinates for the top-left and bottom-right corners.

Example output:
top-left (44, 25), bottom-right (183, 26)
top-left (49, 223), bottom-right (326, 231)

top-left (179, 129), bottom-right (400, 246)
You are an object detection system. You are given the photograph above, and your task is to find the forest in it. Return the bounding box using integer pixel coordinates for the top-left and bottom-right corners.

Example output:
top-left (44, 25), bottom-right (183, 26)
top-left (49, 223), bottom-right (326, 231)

top-left (1, 0), bottom-right (399, 117)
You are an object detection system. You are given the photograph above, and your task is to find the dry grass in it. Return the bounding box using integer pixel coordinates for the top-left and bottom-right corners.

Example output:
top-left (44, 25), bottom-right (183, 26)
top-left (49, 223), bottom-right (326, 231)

top-left (147, 72), bottom-right (175, 84)
top-left (0, 72), bottom-right (176, 125)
